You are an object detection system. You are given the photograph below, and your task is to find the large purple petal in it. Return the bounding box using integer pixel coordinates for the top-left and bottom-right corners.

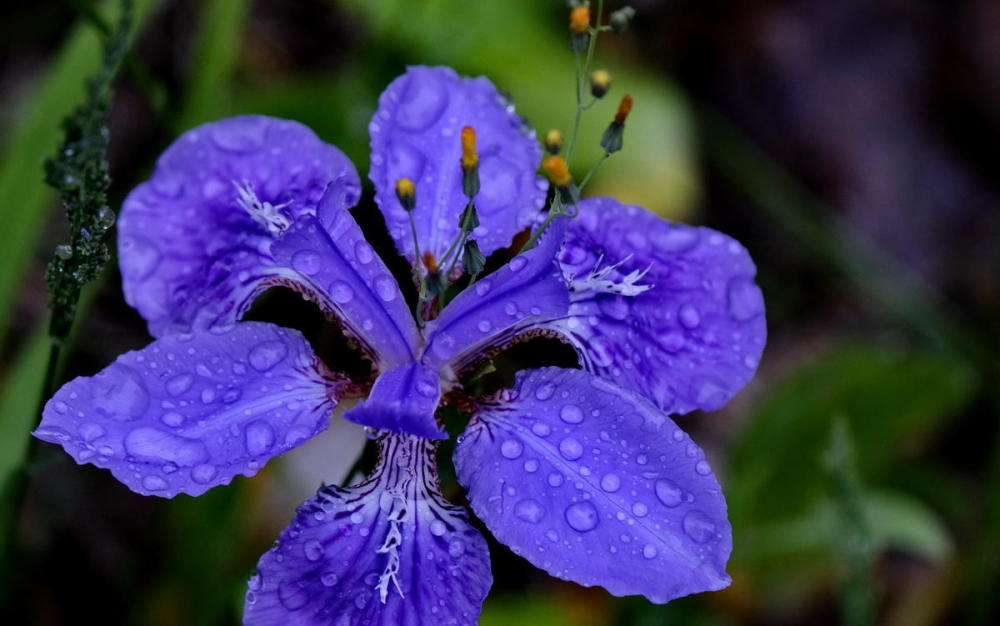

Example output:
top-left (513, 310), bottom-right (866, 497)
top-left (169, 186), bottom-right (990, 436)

top-left (35, 322), bottom-right (343, 497)
top-left (454, 367), bottom-right (731, 603)
top-left (344, 362), bottom-right (445, 440)
top-left (550, 198), bottom-right (766, 415)
top-left (245, 433), bottom-right (491, 625)
top-left (422, 218), bottom-right (569, 373)
top-left (119, 115), bottom-right (360, 337)
top-left (370, 66), bottom-right (546, 267)
top-left (269, 201), bottom-right (419, 370)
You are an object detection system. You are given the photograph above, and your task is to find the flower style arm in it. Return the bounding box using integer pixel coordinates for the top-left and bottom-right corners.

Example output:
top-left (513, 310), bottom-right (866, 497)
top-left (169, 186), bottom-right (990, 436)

top-left (245, 433), bottom-right (491, 626)
top-left (370, 66), bottom-right (546, 270)
top-left (422, 217), bottom-right (569, 374)
top-left (454, 367), bottom-right (731, 603)
top-left (35, 322), bottom-right (346, 497)
top-left (547, 197), bottom-right (767, 415)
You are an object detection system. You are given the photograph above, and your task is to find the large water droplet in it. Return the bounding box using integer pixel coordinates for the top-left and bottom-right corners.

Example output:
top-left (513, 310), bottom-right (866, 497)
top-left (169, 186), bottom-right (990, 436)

top-left (373, 275), bottom-right (398, 302)
top-left (430, 519), bottom-right (447, 537)
top-left (191, 464), bottom-right (217, 484)
top-left (560, 404), bottom-right (584, 424)
top-left (679, 304), bottom-right (701, 329)
top-left (564, 501), bottom-right (599, 532)
top-left (165, 373), bottom-right (194, 397)
top-left (600, 473), bottom-right (621, 492)
top-left (142, 475), bottom-right (167, 491)
top-left (354, 241), bottom-right (375, 264)
top-left (558, 437), bottom-right (583, 460)
top-left (124, 427), bottom-right (208, 466)
top-left (534, 382), bottom-right (556, 401)
top-left (531, 422), bottom-right (551, 437)
top-left (500, 439), bottom-right (523, 459)
top-left (291, 250), bottom-right (322, 275)
top-left (329, 281), bottom-right (355, 304)
top-left (78, 422), bottom-right (104, 442)
top-left (249, 340), bottom-right (288, 372)
top-left (304, 539), bottom-right (324, 561)
top-left (695, 460), bottom-right (712, 476)
top-left (654, 479), bottom-right (683, 507)
top-left (245, 420), bottom-right (276, 455)
top-left (91, 365), bottom-right (149, 421)
top-left (508, 256), bottom-right (528, 272)
top-left (682, 510), bottom-right (716, 543)
top-left (642, 544), bottom-right (658, 559)
top-left (514, 498), bottom-right (544, 523)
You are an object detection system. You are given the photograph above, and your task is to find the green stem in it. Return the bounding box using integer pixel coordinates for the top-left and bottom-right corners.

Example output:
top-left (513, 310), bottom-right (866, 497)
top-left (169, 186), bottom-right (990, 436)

top-left (408, 211), bottom-right (426, 326)
top-left (578, 152), bottom-right (609, 192)
top-left (564, 0), bottom-right (603, 166)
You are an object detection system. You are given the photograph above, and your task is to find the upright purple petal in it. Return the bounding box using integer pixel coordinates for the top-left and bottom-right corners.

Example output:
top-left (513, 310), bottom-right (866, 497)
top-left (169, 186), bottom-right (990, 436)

top-left (269, 198), bottom-right (419, 370)
top-left (344, 362), bottom-right (445, 440)
top-left (549, 198), bottom-right (766, 415)
top-left (370, 66), bottom-right (546, 267)
top-left (35, 322), bottom-right (343, 497)
top-left (455, 367), bottom-right (731, 603)
top-left (119, 115), bottom-right (359, 337)
top-left (422, 218), bottom-right (569, 373)
top-left (245, 433), bottom-right (491, 626)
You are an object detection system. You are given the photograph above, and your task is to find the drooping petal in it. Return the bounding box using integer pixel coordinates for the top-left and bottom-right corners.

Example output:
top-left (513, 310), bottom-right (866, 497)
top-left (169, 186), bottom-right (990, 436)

top-left (370, 66), bottom-right (546, 267)
top-left (344, 362), bottom-right (445, 440)
top-left (422, 218), bottom-right (569, 373)
top-left (550, 197), bottom-right (766, 415)
top-left (245, 433), bottom-right (491, 626)
top-left (35, 322), bottom-right (343, 498)
top-left (269, 200), bottom-right (419, 370)
top-left (119, 115), bottom-right (360, 337)
top-left (454, 367), bottom-right (731, 603)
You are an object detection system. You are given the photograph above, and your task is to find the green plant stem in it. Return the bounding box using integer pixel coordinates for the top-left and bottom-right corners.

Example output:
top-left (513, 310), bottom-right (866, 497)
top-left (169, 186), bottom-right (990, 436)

top-left (564, 0), bottom-right (603, 166)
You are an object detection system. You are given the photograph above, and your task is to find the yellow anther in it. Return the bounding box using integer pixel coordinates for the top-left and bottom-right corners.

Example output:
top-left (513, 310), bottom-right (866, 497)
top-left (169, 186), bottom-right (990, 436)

top-left (589, 70), bottom-right (612, 98)
top-left (395, 178), bottom-right (416, 211)
top-left (542, 155), bottom-right (572, 188)
top-left (614, 94), bottom-right (634, 124)
top-left (570, 5), bottom-right (591, 34)
top-left (544, 129), bottom-right (564, 155)
top-left (460, 126), bottom-right (478, 171)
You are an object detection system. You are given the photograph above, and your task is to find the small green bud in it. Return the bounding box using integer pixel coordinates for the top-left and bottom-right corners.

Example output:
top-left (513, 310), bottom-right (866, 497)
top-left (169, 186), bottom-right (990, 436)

top-left (610, 6), bottom-right (636, 32)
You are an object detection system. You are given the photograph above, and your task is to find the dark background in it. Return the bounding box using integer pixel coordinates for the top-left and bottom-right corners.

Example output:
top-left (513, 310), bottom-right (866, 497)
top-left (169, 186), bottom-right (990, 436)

top-left (0, 1), bottom-right (997, 624)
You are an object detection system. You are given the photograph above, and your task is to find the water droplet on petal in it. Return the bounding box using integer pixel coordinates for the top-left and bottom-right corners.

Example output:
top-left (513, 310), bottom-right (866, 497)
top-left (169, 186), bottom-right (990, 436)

top-left (191, 464), bottom-right (217, 484)
top-left (354, 241), bottom-right (375, 264)
top-left (600, 473), bottom-right (621, 492)
top-left (165, 374), bottom-right (193, 397)
top-left (142, 475), bottom-right (167, 491)
top-left (500, 439), bottom-right (523, 459)
top-left (277, 580), bottom-right (310, 611)
top-left (531, 422), bottom-right (551, 437)
top-left (373, 275), bottom-right (398, 302)
top-left (249, 341), bottom-right (288, 372)
top-left (329, 281), bottom-right (355, 304)
top-left (560, 404), bottom-right (584, 424)
top-left (683, 510), bottom-right (716, 543)
top-left (291, 250), bottom-right (322, 275)
top-left (564, 501), bottom-right (599, 532)
top-left (558, 437), bottom-right (583, 460)
top-left (695, 460), bottom-right (712, 475)
top-left (642, 544), bottom-right (658, 559)
top-left (245, 420), bottom-right (276, 456)
top-left (679, 304), bottom-right (701, 329)
top-left (303, 539), bottom-right (324, 561)
top-left (535, 382), bottom-right (556, 401)
top-left (514, 498), bottom-right (544, 523)
top-left (430, 519), bottom-right (447, 537)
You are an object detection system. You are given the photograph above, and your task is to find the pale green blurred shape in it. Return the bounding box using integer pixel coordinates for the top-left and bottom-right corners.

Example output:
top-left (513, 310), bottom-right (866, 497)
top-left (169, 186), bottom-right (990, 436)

top-left (339, 0), bottom-right (699, 219)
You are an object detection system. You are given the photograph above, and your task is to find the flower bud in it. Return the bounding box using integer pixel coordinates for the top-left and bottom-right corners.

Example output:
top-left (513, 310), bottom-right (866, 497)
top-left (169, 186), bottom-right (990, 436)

top-left (460, 126), bottom-right (480, 198)
top-left (614, 93), bottom-right (633, 124)
top-left (542, 155), bottom-right (572, 188)
top-left (589, 70), bottom-right (612, 98)
top-left (601, 94), bottom-right (633, 154)
top-left (569, 5), bottom-right (590, 34)
top-left (395, 178), bottom-right (416, 211)
top-left (544, 129), bottom-right (564, 155)
top-left (610, 6), bottom-right (635, 32)
top-left (462, 239), bottom-right (486, 276)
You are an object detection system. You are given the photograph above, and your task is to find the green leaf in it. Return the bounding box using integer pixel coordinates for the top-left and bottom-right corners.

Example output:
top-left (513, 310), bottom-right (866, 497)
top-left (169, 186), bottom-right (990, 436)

top-left (0, 328), bottom-right (52, 559)
top-left (727, 346), bottom-right (975, 527)
top-left (176, 0), bottom-right (251, 130)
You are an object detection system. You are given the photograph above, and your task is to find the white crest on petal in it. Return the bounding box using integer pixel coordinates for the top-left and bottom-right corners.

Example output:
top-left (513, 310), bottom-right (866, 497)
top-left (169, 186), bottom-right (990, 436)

top-left (234, 180), bottom-right (291, 235)
top-left (570, 254), bottom-right (653, 297)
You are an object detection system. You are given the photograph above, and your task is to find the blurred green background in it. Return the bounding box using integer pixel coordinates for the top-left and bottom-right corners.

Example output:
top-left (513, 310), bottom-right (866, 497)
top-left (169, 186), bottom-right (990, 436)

top-left (1, 0), bottom-right (998, 624)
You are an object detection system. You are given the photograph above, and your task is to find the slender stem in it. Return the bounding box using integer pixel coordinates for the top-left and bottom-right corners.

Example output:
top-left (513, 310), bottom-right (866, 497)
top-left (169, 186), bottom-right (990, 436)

top-left (407, 211), bottom-right (426, 326)
top-left (578, 152), bottom-right (609, 192)
top-left (565, 0), bottom-right (603, 166)
top-left (522, 196), bottom-right (564, 252)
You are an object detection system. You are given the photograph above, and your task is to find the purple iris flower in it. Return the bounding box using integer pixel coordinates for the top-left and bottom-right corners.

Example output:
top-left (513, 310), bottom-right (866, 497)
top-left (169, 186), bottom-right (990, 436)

top-left (35, 66), bottom-right (766, 624)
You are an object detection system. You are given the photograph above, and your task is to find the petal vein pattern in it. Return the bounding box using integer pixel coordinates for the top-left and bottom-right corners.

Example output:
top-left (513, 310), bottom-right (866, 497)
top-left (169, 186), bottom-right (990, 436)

top-left (245, 433), bottom-right (492, 626)
top-left (35, 322), bottom-right (343, 497)
top-left (454, 367), bottom-right (731, 603)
